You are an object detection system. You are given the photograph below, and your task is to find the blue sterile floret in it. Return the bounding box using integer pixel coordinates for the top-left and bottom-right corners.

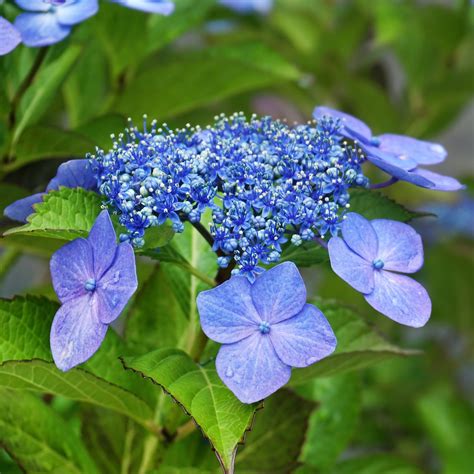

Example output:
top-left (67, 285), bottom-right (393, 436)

top-left (91, 113), bottom-right (368, 278)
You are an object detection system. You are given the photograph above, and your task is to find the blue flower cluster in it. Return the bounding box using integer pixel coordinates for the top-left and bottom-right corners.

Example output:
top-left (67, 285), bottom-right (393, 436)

top-left (92, 113), bottom-right (368, 278)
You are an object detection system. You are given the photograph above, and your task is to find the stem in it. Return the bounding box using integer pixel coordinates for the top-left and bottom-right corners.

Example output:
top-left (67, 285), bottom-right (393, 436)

top-left (0, 248), bottom-right (20, 283)
top-left (8, 48), bottom-right (48, 131)
top-left (191, 221), bottom-right (214, 247)
top-left (369, 177), bottom-right (399, 189)
top-left (314, 236), bottom-right (328, 250)
top-left (189, 327), bottom-right (209, 362)
top-left (120, 421), bottom-right (135, 474)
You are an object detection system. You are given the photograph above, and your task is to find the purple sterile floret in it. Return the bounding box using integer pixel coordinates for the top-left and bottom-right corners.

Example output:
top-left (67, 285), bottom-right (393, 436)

top-left (111, 0), bottom-right (174, 14)
top-left (196, 262), bottom-right (337, 403)
top-left (4, 159), bottom-right (97, 223)
top-left (313, 106), bottom-right (463, 192)
top-left (328, 212), bottom-right (431, 328)
top-left (14, 0), bottom-right (98, 47)
top-left (0, 17), bottom-right (22, 55)
top-left (49, 210), bottom-right (137, 371)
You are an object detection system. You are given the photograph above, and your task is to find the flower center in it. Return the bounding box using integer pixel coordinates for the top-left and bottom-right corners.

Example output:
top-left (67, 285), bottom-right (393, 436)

top-left (372, 259), bottom-right (384, 270)
top-left (258, 321), bottom-right (271, 334)
top-left (84, 278), bottom-right (97, 292)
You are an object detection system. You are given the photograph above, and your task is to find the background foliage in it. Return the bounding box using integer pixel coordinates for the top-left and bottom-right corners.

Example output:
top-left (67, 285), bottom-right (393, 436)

top-left (0, 0), bottom-right (473, 473)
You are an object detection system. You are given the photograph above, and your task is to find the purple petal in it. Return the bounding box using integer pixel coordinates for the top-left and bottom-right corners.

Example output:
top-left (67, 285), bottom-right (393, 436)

top-left (46, 159), bottom-right (98, 192)
top-left (50, 293), bottom-right (108, 371)
top-left (112, 0), bottom-right (175, 14)
top-left (197, 276), bottom-right (260, 344)
top-left (377, 134), bottom-right (447, 166)
top-left (3, 192), bottom-right (45, 223)
top-left (328, 237), bottom-right (374, 293)
top-left (88, 211), bottom-right (117, 279)
top-left (313, 106), bottom-right (372, 143)
top-left (363, 144), bottom-right (418, 171)
top-left (0, 17), bottom-right (21, 55)
top-left (14, 12), bottom-right (71, 47)
top-left (341, 212), bottom-right (378, 261)
top-left (50, 238), bottom-right (94, 303)
top-left (56, 0), bottom-right (98, 26)
top-left (371, 220), bottom-right (423, 273)
top-left (270, 304), bottom-right (336, 368)
top-left (216, 333), bottom-right (291, 403)
top-left (96, 243), bottom-right (138, 324)
top-left (251, 262), bottom-right (306, 324)
top-left (411, 168), bottom-right (464, 192)
top-left (365, 271), bottom-right (431, 328)
top-left (15, 0), bottom-right (50, 12)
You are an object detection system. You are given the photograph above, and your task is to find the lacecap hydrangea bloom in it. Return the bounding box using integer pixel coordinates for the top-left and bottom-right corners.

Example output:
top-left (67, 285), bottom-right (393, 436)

top-left (197, 262), bottom-right (336, 403)
top-left (50, 210), bottom-right (137, 371)
top-left (92, 113), bottom-right (368, 279)
top-left (4, 159), bottom-right (97, 223)
top-left (111, 0), bottom-right (174, 14)
top-left (313, 107), bottom-right (463, 192)
top-left (328, 213), bottom-right (431, 327)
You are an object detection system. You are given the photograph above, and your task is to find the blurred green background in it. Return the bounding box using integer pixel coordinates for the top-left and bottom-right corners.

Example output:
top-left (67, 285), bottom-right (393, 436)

top-left (0, 0), bottom-right (473, 472)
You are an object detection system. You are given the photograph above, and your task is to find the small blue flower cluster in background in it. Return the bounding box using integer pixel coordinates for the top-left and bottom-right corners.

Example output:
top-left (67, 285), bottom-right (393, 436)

top-left (1, 0), bottom-right (174, 51)
top-left (92, 113), bottom-right (368, 278)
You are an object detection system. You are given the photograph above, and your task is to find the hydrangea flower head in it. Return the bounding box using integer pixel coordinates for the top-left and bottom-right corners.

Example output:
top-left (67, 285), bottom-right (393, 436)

top-left (14, 0), bottom-right (98, 47)
top-left (4, 159), bottom-right (97, 223)
top-left (328, 212), bottom-right (431, 327)
top-left (111, 0), bottom-right (174, 14)
top-left (93, 113), bottom-right (368, 278)
top-left (50, 210), bottom-right (137, 371)
top-left (313, 106), bottom-right (463, 192)
top-left (0, 17), bottom-right (22, 55)
top-left (197, 262), bottom-right (337, 403)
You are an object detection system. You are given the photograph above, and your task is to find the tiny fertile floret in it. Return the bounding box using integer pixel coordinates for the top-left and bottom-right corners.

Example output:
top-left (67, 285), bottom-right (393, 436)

top-left (91, 113), bottom-right (368, 278)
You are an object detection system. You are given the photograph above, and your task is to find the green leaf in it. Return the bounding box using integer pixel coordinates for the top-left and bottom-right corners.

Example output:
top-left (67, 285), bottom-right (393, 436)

top-left (0, 296), bottom-right (155, 424)
top-left (290, 300), bottom-right (417, 385)
top-left (0, 388), bottom-right (99, 474)
top-left (4, 187), bottom-right (102, 240)
top-left (123, 348), bottom-right (258, 473)
top-left (296, 374), bottom-right (361, 471)
top-left (6, 125), bottom-right (94, 172)
top-left (416, 385), bottom-right (474, 474)
top-left (329, 454), bottom-right (423, 474)
top-left (280, 241), bottom-right (328, 267)
top-left (14, 46), bottom-right (82, 145)
top-left (114, 43), bottom-right (300, 121)
top-left (125, 265), bottom-right (188, 353)
top-left (236, 390), bottom-right (315, 473)
top-left (147, 0), bottom-right (216, 52)
top-left (349, 189), bottom-right (422, 222)
top-left (75, 114), bottom-right (127, 150)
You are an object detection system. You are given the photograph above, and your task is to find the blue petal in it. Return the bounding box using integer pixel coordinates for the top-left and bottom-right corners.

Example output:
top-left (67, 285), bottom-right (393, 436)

top-left (328, 237), bottom-right (374, 293)
top-left (377, 134), bottom-right (447, 166)
top-left (50, 238), bottom-right (94, 303)
top-left (313, 106), bottom-right (372, 143)
top-left (46, 159), bottom-right (98, 191)
top-left (220, 0), bottom-right (273, 14)
top-left (112, 0), bottom-right (175, 14)
top-left (365, 271), bottom-right (431, 328)
top-left (50, 293), bottom-right (108, 371)
top-left (3, 192), bottom-right (44, 223)
top-left (197, 276), bottom-right (260, 344)
top-left (341, 212), bottom-right (378, 261)
top-left (88, 210), bottom-right (118, 279)
top-left (363, 144), bottom-right (418, 171)
top-left (411, 168), bottom-right (465, 192)
top-left (0, 17), bottom-right (22, 55)
top-left (371, 220), bottom-right (423, 273)
top-left (14, 12), bottom-right (71, 47)
top-left (15, 0), bottom-right (50, 12)
top-left (216, 333), bottom-right (291, 403)
top-left (96, 242), bottom-right (138, 324)
top-left (56, 0), bottom-right (98, 26)
top-left (270, 304), bottom-right (336, 368)
top-left (251, 262), bottom-right (306, 324)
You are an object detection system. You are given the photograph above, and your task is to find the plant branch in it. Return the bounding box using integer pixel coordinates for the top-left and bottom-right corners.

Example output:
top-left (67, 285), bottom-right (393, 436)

top-left (191, 221), bottom-right (214, 247)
